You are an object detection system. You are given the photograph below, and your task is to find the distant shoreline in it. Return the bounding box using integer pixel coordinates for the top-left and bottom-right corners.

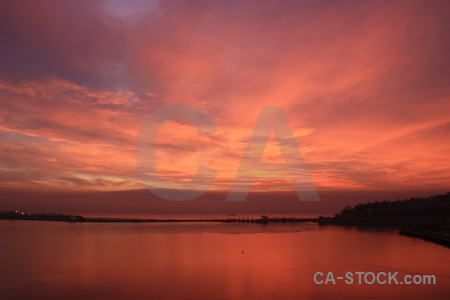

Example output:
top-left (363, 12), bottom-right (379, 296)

top-left (2, 192), bottom-right (449, 248)
top-left (317, 192), bottom-right (450, 248)
top-left (0, 211), bottom-right (318, 224)
top-left (2, 210), bottom-right (449, 248)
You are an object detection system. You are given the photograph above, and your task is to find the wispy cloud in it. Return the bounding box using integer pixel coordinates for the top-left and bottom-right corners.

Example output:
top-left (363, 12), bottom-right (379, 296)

top-left (0, 0), bottom-right (449, 193)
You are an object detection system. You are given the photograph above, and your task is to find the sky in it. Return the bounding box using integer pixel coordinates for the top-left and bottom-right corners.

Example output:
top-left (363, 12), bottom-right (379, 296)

top-left (0, 0), bottom-right (449, 214)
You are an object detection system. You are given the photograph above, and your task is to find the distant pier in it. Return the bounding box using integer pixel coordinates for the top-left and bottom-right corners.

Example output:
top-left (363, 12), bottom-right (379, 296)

top-left (0, 211), bottom-right (319, 224)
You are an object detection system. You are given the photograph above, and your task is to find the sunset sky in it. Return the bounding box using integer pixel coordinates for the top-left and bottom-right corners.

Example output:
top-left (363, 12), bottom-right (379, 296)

top-left (0, 0), bottom-right (449, 213)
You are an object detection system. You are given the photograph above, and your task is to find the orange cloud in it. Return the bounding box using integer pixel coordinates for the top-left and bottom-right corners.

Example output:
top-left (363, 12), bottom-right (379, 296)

top-left (0, 0), bottom-right (449, 194)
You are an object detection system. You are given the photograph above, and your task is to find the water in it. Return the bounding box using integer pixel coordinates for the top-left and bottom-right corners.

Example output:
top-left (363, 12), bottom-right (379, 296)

top-left (0, 220), bottom-right (449, 300)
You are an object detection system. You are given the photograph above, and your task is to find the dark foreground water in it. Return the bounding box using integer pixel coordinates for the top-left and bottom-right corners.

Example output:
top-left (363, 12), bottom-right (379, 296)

top-left (0, 220), bottom-right (449, 300)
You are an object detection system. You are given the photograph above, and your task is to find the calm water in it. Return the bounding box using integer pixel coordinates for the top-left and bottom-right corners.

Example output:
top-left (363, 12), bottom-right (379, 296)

top-left (0, 220), bottom-right (449, 300)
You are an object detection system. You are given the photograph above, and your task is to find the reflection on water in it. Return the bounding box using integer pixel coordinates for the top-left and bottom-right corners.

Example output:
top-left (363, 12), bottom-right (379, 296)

top-left (0, 220), bottom-right (449, 300)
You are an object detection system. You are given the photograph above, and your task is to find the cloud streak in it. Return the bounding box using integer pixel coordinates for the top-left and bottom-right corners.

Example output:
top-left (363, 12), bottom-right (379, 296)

top-left (0, 0), bottom-right (449, 194)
